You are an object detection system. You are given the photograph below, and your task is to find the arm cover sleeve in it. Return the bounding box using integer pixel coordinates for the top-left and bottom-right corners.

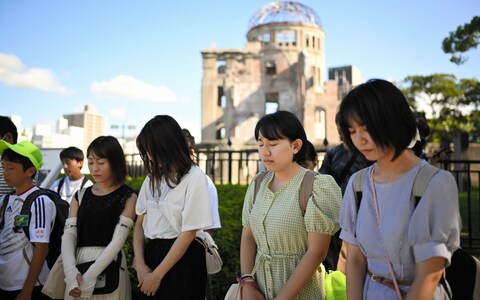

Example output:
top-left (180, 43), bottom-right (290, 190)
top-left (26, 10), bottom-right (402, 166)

top-left (61, 217), bottom-right (80, 294)
top-left (80, 215), bottom-right (134, 297)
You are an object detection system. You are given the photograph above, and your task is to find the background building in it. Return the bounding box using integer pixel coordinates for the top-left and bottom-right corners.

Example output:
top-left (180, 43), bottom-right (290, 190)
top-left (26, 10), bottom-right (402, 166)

top-left (63, 104), bottom-right (106, 152)
top-left (201, 1), bottom-right (361, 150)
top-left (328, 65), bottom-right (362, 101)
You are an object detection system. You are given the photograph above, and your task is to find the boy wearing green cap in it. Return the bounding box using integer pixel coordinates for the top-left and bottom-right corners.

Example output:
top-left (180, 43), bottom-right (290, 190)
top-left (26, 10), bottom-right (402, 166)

top-left (0, 141), bottom-right (55, 299)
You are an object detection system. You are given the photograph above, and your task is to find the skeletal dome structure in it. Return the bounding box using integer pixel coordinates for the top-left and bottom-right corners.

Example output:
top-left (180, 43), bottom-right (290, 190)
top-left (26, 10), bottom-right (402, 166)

top-left (201, 1), bottom-right (342, 157)
top-left (247, 1), bottom-right (321, 31)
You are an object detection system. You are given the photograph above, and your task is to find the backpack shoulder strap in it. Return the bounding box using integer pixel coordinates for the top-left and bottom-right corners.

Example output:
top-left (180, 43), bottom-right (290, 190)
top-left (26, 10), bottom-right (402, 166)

top-left (253, 171), bottom-right (268, 203)
top-left (57, 177), bottom-right (66, 193)
top-left (80, 176), bottom-right (88, 190)
top-left (0, 192), bottom-right (14, 229)
top-left (299, 170), bottom-right (316, 215)
top-left (21, 189), bottom-right (48, 240)
top-left (412, 163), bottom-right (440, 208)
top-left (353, 167), bottom-right (369, 212)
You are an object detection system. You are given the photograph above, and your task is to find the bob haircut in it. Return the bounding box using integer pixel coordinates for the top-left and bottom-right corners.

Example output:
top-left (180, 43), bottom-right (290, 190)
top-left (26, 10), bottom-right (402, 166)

top-left (136, 115), bottom-right (193, 190)
top-left (87, 136), bottom-right (126, 185)
top-left (254, 110), bottom-right (307, 164)
top-left (337, 79), bottom-right (417, 161)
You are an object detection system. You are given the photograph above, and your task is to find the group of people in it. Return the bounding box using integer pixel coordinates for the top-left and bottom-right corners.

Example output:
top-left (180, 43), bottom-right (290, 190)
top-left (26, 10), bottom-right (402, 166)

top-left (0, 78), bottom-right (461, 300)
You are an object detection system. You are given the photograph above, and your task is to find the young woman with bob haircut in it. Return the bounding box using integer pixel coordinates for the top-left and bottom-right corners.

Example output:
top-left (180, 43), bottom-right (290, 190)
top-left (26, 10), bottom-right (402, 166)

top-left (240, 110), bottom-right (342, 299)
top-left (338, 79), bottom-right (461, 299)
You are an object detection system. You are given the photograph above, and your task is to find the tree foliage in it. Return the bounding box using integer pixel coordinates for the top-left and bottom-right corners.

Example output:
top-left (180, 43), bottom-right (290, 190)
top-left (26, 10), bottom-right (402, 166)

top-left (403, 74), bottom-right (480, 144)
top-left (442, 16), bottom-right (480, 64)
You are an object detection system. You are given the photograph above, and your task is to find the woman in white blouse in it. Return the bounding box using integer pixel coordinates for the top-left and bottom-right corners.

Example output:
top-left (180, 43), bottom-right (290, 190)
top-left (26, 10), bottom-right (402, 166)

top-left (133, 115), bottom-right (213, 299)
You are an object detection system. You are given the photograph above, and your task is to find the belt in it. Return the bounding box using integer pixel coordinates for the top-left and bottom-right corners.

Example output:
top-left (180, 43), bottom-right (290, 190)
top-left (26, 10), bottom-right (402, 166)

top-left (367, 270), bottom-right (412, 289)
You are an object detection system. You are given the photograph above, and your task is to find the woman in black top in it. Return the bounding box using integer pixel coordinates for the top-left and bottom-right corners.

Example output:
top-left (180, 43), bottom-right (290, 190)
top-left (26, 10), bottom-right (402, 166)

top-left (61, 136), bottom-right (137, 299)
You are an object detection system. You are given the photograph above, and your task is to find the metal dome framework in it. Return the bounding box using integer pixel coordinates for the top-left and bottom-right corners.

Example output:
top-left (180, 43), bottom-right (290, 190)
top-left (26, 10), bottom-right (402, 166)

top-left (248, 1), bottom-right (321, 31)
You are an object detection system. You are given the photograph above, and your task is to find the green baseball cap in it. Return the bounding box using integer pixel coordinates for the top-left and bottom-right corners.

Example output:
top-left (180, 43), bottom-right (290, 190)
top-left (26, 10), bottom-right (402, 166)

top-left (0, 140), bottom-right (43, 171)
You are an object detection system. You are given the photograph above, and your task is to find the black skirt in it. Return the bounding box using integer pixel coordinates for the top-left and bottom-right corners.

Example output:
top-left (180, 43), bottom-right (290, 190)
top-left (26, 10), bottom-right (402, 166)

top-left (139, 238), bottom-right (207, 300)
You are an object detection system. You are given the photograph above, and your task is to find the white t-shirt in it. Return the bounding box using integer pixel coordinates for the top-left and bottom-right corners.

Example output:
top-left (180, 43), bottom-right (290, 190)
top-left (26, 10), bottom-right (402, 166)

top-left (0, 187), bottom-right (56, 291)
top-left (50, 176), bottom-right (93, 204)
top-left (205, 176), bottom-right (221, 230)
top-left (136, 165), bottom-right (213, 239)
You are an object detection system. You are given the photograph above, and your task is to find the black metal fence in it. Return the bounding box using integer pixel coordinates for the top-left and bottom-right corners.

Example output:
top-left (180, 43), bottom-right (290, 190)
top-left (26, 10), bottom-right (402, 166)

top-left (125, 150), bottom-right (480, 252)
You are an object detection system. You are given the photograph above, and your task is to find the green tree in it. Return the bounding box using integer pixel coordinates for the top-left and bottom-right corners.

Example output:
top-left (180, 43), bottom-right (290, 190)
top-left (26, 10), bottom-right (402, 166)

top-left (403, 74), bottom-right (480, 144)
top-left (442, 16), bottom-right (480, 64)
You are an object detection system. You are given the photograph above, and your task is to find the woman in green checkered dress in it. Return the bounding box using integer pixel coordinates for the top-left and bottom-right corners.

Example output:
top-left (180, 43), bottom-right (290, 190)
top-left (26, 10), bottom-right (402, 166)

top-left (240, 111), bottom-right (342, 300)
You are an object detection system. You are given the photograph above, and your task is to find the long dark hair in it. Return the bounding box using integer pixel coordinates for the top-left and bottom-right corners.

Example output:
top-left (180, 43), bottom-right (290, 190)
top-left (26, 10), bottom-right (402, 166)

top-left (87, 136), bottom-right (126, 185)
top-left (136, 115), bottom-right (194, 192)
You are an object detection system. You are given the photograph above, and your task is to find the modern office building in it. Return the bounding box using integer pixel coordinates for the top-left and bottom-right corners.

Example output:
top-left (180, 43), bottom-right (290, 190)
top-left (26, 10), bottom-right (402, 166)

top-left (63, 104), bottom-right (106, 152)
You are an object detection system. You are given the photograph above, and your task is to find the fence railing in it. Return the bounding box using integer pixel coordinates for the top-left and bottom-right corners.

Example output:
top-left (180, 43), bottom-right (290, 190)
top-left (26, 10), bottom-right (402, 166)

top-left (125, 150), bottom-right (480, 252)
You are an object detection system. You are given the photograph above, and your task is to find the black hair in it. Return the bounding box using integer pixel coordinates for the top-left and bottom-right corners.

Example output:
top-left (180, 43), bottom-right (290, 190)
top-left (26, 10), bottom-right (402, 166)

top-left (299, 140), bottom-right (318, 168)
top-left (1, 149), bottom-right (36, 178)
top-left (338, 79), bottom-right (417, 161)
top-left (412, 116), bottom-right (430, 157)
top-left (60, 146), bottom-right (84, 162)
top-left (137, 115), bottom-right (194, 191)
top-left (0, 116), bottom-right (18, 143)
top-left (254, 110), bottom-right (307, 164)
top-left (87, 136), bottom-right (126, 185)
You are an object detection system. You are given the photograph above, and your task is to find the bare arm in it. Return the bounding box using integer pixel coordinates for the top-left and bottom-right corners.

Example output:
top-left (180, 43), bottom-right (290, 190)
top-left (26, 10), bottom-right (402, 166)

top-left (406, 257), bottom-right (445, 300)
top-left (240, 227), bottom-right (264, 299)
top-left (16, 243), bottom-right (48, 299)
top-left (275, 233), bottom-right (331, 300)
top-left (138, 230), bottom-right (197, 296)
top-left (346, 242), bottom-right (367, 300)
top-left (133, 214), bottom-right (151, 285)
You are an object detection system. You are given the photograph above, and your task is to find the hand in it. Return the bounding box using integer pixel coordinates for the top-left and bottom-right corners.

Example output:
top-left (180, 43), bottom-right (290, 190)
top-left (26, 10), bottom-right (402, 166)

top-left (241, 284), bottom-right (265, 300)
top-left (135, 263), bottom-right (153, 287)
top-left (15, 289), bottom-right (31, 300)
top-left (69, 287), bottom-right (81, 298)
top-left (138, 271), bottom-right (162, 297)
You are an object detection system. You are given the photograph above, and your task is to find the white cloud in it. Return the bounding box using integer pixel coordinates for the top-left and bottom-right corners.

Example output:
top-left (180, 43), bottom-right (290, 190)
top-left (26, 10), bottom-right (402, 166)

top-left (90, 75), bottom-right (179, 103)
top-left (0, 52), bottom-right (72, 94)
top-left (109, 106), bottom-right (127, 119)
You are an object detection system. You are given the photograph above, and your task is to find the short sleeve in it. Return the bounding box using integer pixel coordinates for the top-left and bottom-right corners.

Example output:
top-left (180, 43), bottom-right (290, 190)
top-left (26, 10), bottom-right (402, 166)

top-left (304, 174), bottom-right (342, 234)
top-left (135, 177), bottom-right (150, 216)
top-left (29, 194), bottom-right (56, 243)
top-left (181, 169), bottom-right (213, 231)
top-left (242, 172), bottom-right (267, 228)
top-left (408, 170), bottom-right (461, 265)
top-left (339, 173), bottom-right (363, 245)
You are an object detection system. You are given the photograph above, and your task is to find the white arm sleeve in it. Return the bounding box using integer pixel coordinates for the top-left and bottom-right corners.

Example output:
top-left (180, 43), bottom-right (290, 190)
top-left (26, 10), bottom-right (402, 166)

top-left (61, 217), bottom-right (80, 293)
top-left (79, 215), bottom-right (134, 297)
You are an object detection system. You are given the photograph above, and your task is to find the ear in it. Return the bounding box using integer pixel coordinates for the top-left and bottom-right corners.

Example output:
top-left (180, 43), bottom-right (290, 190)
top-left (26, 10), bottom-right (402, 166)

top-left (26, 166), bottom-right (37, 177)
top-left (292, 139), bottom-right (303, 154)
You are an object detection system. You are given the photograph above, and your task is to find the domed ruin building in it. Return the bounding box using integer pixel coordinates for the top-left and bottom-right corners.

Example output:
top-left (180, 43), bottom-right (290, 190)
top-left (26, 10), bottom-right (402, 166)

top-left (201, 1), bottom-right (361, 149)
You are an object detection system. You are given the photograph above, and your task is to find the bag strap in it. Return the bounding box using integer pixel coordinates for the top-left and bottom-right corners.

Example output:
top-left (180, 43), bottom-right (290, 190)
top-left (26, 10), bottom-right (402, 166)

top-left (352, 167), bottom-right (369, 213)
top-left (369, 166), bottom-right (403, 300)
top-left (0, 193), bottom-right (12, 230)
top-left (411, 163), bottom-right (439, 208)
top-left (80, 177), bottom-right (89, 191)
top-left (299, 171), bottom-right (316, 215)
top-left (253, 170), bottom-right (316, 216)
top-left (77, 188), bottom-right (87, 206)
top-left (57, 177), bottom-right (66, 194)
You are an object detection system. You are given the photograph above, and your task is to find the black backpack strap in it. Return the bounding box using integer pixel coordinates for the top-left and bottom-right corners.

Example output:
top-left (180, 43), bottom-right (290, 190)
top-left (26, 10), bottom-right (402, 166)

top-left (19, 189), bottom-right (47, 240)
top-left (0, 192), bottom-right (13, 230)
top-left (298, 171), bottom-right (316, 215)
top-left (56, 177), bottom-right (66, 194)
top-left (80, 176), bottom-right (88, 190)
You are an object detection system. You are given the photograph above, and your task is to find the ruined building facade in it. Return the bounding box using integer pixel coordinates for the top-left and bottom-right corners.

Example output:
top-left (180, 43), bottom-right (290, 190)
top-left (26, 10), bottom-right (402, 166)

top-left (201, 2), bottom-right (359, 149)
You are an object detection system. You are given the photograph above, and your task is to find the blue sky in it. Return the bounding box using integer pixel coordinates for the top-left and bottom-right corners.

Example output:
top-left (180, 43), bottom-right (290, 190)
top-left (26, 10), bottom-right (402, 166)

top-left (1, 0), bottom-right (479, 141)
